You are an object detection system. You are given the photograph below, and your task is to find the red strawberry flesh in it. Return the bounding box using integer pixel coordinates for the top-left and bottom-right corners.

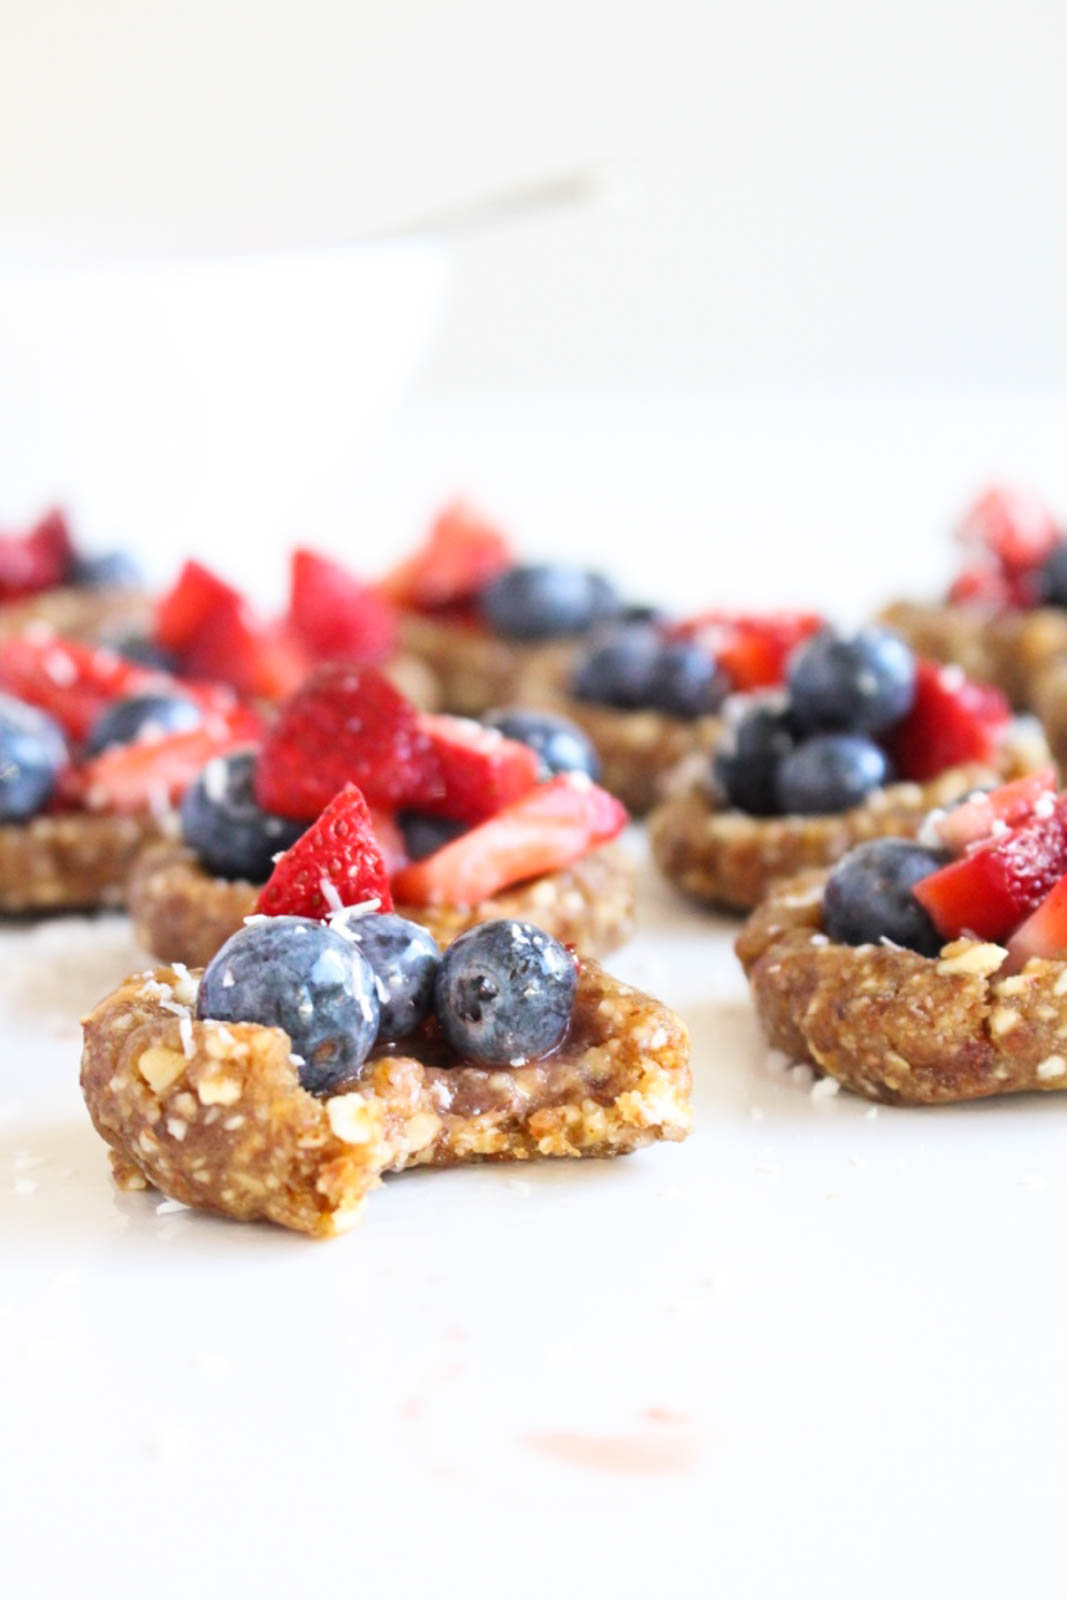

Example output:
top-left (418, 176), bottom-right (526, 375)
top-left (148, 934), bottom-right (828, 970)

top-left (934, 768), bottom-right (1057, 854)
top-left (416, 713), bottom-right (540, 822)
top-left (288, 548), bottom-right (396, 664)
top-left (887, 660), bottom-right (1011, 782)
top-left (1006, 875), bottom-right (1067, 971)
top-left (914, 794), bottom-right (1067, 942)
top-left (257, 783), bottom-right (393, 919)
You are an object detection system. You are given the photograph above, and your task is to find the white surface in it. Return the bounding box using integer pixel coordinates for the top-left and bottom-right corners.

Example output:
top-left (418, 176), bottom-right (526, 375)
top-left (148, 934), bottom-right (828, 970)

top-left (4, 833), bottom-right (1067, 1600)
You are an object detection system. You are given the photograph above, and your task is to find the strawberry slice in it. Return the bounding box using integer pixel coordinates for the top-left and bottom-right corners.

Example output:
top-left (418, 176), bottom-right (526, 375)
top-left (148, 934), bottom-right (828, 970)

top-left (368, 808), bottom-right (409, 876)
top-left (155, 560), bottom-right (242, 652)
top-left (0, 508), bottom-right (76, 599)
top-left (77, 714), bottom-right (260, 814)
top-left (887, 660), bottom-right (1011, 782)
top-left (957, 485), bottom-right (1059, 574)
top-left (254, 662), bottom-right (434, 819)
top-left (416, 713), bottom-right (540, 822)
top-left (392, 774), bottom-right (627, 907)
top-left (0, 633), bottom-right (164, 741)
top-left (180, 592), bottom-right (308, 702)
top-left (668, 611), bottom-right (822, 691)
top-left (381, 500), bottom-right (513, 610)
top-left (1006, 874), bottom-right (1067, 970)
top-left (257, 783), bottom-right (393, 919)
top-left (934, 768), bottom-right (1058, 854)
top-left (287, 548), bottom-right (396, 664)
top-left (914, 795), bottom-right (1067, 942)
top-left (947, 564), bottom-right (1038, 609)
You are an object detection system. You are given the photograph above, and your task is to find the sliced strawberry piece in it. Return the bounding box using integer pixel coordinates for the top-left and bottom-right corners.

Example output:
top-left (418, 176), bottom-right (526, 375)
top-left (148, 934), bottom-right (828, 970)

top-left (287, 548), bottom-right (396, 664)
top-left (392, 774), bottom-right (627, 907)
top-left (668, 611), bottom-right (823, 691)
top-left (1006, 874), bottom-right (1067, 970)
top-left (946, 564), bottom-right (1039, 608)
top-left (957, 485), bottom-right (1060, 574)
top-left (368, 808), bottom-right (409, 876)
top-left (381, 500), bottom-right (513, 610)
top-left (887, 659), bottom-right (1011, 782)
top-left (78, 718), bottom-right (258, 814)
top-left (416, 713), bottom-right (540, 822)
top-left (914, 794), bottom-right (1067, 942)
top-left (180, 592), bottom-right (308, 702)
top-left (257, 783), bottom-right (393, 919)
top-left (155, 560), bottom-right (241, 651)
top-left (0, 508), bottom-right (75, 600)
top-left (934, 768), bottom-right (1058, 854)
top-left (0, 633), bottom-right (163, 741)
top-left (254, 662), bottom-right (433, 819)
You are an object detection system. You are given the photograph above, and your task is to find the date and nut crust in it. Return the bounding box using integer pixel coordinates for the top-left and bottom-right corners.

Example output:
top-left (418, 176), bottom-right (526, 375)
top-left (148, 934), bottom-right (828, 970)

top-left (0, 810), bottom-right (172, 913)
top-left (0, 586), bottom-right (152, 645)
top-left (395, 612), bottom-right (554, 718)
top-left (81, 960), bottom-right (693, 1236)
top-left (647, 727), bottom-right (1052, 914)
top-left (127, 839), bottom-right (637, 968)
top-left (736, 868), bottom-right (1067, 1106)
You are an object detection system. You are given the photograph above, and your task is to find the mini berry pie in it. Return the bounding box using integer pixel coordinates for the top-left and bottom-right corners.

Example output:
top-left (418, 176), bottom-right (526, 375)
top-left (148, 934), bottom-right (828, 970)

top-left (514, 610), bottom-right (823, 814)
top-left (128, 663), bottom-right (636, 966)
top-left (882, 485), bottom-right (1067, 763)
top-left (648, 623), bottom-right (1051, 914)
top-left (80, 910), bottom-right (692, 1235)
top-left (736, 771), bottom-right (1067, 1104)
top-left (0, 507), bottom-right (149, 647)
top-left (0, 632), bottom-right (260, 912)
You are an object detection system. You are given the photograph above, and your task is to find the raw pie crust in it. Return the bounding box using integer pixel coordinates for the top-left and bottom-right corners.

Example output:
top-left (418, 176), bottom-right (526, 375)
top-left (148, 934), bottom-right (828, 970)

top-left (80, 959), bottom-right (692, 1236)
top-left (736, 867), bottom-right (1067, 1106)
top-left (0, 810), bottom-right (172, 913)
top-left (127, 839), bottom-right (637, 968)
top-left (0, 586), bottom-right (152, 645)
top-left (395, 612), bottom-right (577, 718)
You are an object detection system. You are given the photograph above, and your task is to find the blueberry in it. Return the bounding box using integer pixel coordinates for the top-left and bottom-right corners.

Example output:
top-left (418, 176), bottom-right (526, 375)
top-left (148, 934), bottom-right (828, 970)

top-left (0, 693), bottom-right (67, 821)
top-left (713, 699), bottom-right (797, 816)
top-left (196, 916), bottom-right (380, 1095)
top-left (70, 550), bottom-right (142, 589)
top-left (181, 750), bottom-right (305, 880)
top-left (788, 627), bottom-right (917, 735)
top-left (114, 635), bottom-right (179, 673)
top-left (331, 910), bottom-right (441, 1041)
top-left (480, 565), bottom-right (620, 640)
top-left (572, 624), bottom-right (660, 709)
top-left (1038, 545), bottom-right (1067, 607)
top-left (85, 692), bottom-right (202, 755)
top-left (645, 639), bottom-right (729, 719)
top-left (434, 919), bottom-right (577, 1066)
top-left (775, 733), bottom-right (894, 815)
top-left (618, 602), bottom-right (667, 626)
top-left (483, 708), bottom-right (601, 780)
top-left (823, 839), bottom-right (949, 955)
top-left (397, 811), bottom-right (469, 861)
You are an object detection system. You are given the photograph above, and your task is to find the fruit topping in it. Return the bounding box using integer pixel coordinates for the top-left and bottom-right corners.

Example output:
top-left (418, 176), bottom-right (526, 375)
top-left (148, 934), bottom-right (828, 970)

top-left (391, 773), bottom-right (627, 907)
top-left (713, 699), bottom-right (797, 816)
top-left (1037, 545), bottom-right (1067, 608)
top-left (330, 909), bottom-right (442, 1042)
top-left (482, 708), bottom-right (601, 780)
top-left (256, 783), bottom-right (394, 920)
top-left (197, 917), bottom-right (381, 1095)
top-left (670, 611), bottom-right (822, 691)
top-left (913, 795), bottom-right (1067, 942)
top-left (0, 633), bottom-right (163, 742)
top-left (70, 550), bottom-right (142, 589)
top-left (417, 713), bottom-right (540, 822)
top-left (887, 660), bottom-right (1010, 782)
top-left (397, 812), bottom-right (469, 861)
top-left (957, 485), bottom-right (1059, 574)
top-left (823, 839), bottom-right (948, 955)
top-left (573, 624), bottom-right (728, 718)
top-left (775, 733), bottom-right (893, 816)
top-left (0, 508), bottom-right (74, 599)
top-left (85, 691), bottom-right (203, 755)
top-left (254, 663), bottom-right (433, 819)
top-left (0, 693), bottom-right (68, 822)
top-left (787, 626), bottom-right (916, 735)
top-left (155, 560), bottom-right (241, 653)
top-left (434, 919), bottom-right (577, 1066)
top-left (179, 590), bottom-right (307, 702)
top-left (381, 499), bottom-right (513, 610)
top-left (180, 749), bottom-right (305, 881)
top-left (947, 564), bottom-right (1036, 609)
top-left (1006, 876), bottom-right (1067, 970)
top-left (930, 768), bottom-right (1057, 854)
top-left (77, 715), bottom-right (260, 814)
top-left (287, 548), bottom-right (395, 664)
top-left (481, 564), bottom-right (619, 641)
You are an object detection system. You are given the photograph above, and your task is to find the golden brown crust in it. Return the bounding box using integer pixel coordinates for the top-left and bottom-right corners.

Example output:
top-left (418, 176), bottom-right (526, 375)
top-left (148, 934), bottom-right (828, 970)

top-left (648, 731), bottom-right (1050, 914)
top-left (395, 612), bottom-right (551, 717)
top-left (0, 810), bottom-right (172, 912)
top-left (0, 586), bottom-right (152, 645)
top-left (128, 839), bottom-right (636, 967)
top-left (881, 599), bottom-right (1067, 715)
top-left (80, 960), bottom-right (692, 1235)
top-left (736, 869), bottom-right (1067, 1106)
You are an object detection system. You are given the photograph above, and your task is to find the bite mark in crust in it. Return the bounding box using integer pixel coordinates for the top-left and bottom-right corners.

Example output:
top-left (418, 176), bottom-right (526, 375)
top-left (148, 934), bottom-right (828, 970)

top-left (128, 840), bottom-right (636, 968)
top-left (648, 734), bottom-right (1050, 914)
top-left (0, 811), bottom-right (172, 913)
top-left (736, 868), bottom-right (1067, 1106)
top-left (80, 960), bottom-right (692, 1236)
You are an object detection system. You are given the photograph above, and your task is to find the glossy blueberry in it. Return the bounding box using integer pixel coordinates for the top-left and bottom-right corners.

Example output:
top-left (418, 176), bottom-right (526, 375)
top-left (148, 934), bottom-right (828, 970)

top-left (114, 635), bottom-right (179, 673)
top-left (434, 919), bottom-right (577, 1066)
top-left (645, 639), bottom-right (729, 719)
top-left (70, 550), bottom-right (142, 589)
top-left (197, 916), bottom-right (380, 1095)
top-left (572, 624), bottom-right (660, 709)
top-left (0, 693), bottom-right (67, 822)
top-left (180, 749), bottom-right (305, 880)
top-left (787, 626), bottom-right (917, 735)
top-left (712, 699), bottom-right (797, 816)
top-left (397, 811), bottom-right (469, 861)
top-left (775, 733), bottom-right (893, 816)
top-left (331, 910), bottom-right (442, 1041)
top-left (1038, 545), bottom-right (1067, 607)
top-left (483, 708), bottom-right (601, 780)
top-left (85, 691), bottom-right (202, 755)
top-left (481, 565), bottom-right (620, 640)
top-left (618, 602), bottom-right (667, 627)
top-left (823, 839), bottom-right (948, 955)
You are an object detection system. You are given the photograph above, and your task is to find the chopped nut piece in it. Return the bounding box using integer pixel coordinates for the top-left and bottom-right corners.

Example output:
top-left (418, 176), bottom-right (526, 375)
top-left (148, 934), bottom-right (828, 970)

top-left (137, 1046), bottom-right (187, 1095)
top-left (938, 942), bottom-right (1008, 977)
